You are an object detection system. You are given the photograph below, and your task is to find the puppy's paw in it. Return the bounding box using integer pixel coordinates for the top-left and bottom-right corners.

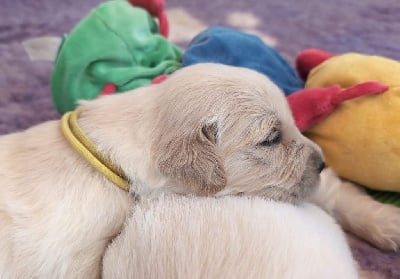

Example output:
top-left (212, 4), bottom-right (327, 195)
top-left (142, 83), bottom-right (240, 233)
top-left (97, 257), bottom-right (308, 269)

top-left (364, 204), bottom-right (400, 251)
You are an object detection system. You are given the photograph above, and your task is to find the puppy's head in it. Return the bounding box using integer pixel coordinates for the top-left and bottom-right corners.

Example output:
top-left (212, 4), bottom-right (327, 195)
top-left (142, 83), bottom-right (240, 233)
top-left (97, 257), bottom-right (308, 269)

top-left (151, 63), bottom-right (323, 203)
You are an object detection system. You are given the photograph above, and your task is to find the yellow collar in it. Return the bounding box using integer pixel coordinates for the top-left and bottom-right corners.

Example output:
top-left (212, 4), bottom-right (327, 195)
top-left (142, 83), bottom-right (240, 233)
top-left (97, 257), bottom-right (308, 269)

top-left (61, 110), bottom-right (130, 192)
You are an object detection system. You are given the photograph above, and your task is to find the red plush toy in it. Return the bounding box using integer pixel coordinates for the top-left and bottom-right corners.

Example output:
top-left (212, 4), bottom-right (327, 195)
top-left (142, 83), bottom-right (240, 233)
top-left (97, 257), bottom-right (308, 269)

top-left (287, 82), bottom-right (387, 132)
top-left (286, 48), bottom-right (387, 132)
top-left (295, 48), bottom-right (334, 80)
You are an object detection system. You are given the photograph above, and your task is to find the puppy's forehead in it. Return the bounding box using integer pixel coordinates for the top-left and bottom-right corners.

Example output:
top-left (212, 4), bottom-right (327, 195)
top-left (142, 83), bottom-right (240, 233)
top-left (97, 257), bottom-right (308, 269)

top-left (171, 63), bottom-right (287, 100)
top-left (165, 63), bottom-right (294, 125)
top-left (171, 63), bottom-right (268, 88)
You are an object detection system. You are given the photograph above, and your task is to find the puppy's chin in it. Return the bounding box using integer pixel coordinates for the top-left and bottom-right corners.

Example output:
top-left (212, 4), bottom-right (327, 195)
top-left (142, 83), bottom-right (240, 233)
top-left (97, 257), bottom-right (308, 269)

top-left (289, 171), bottom-right (321, 204)
top-left (258, 164), bottom-right (322, 205)
top-left (278, 159), bottom-right (323, 204)
top-left (257, 179), bottom-right (319, 205)
top-left (273, 147), bottom-right (324, 204)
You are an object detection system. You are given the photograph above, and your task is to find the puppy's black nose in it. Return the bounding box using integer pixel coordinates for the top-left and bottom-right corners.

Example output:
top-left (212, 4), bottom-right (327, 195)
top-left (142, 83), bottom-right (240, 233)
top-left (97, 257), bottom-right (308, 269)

top-left (318, 161), bottom-right (325, 173)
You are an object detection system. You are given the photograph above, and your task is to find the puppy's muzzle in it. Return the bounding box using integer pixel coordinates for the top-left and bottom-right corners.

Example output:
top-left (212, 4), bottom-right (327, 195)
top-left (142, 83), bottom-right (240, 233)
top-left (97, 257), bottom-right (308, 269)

top-left (292, 150), bottom-right (325, 202)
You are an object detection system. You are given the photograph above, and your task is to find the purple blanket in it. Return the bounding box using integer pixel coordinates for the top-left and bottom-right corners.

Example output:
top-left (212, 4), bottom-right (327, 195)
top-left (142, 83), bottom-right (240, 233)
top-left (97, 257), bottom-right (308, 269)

top-left (1, 0), bottom-right (399, 277)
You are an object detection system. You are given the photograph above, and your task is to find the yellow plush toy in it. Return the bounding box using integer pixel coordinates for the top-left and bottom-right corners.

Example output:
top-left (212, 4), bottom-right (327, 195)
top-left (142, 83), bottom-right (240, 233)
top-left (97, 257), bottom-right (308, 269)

top-left (296, 49), bottom-right (400, 193)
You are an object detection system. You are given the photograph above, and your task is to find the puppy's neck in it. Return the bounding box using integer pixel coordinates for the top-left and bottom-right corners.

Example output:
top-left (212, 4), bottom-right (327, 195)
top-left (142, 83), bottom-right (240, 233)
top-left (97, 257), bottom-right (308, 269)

top-left (74, 87), bottom-right (165, 195)
top-left (63, 110), bottom-right (134, 194)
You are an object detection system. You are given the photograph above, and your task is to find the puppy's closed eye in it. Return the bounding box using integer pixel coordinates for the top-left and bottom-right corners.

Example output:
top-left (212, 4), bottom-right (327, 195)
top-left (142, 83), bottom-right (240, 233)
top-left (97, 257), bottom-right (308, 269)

top-left (259, 127), bottom-right (281, 146)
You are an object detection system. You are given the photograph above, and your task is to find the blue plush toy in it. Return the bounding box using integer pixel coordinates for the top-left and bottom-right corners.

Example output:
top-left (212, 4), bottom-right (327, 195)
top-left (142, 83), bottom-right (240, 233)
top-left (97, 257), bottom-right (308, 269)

top-left (182, 26), bottom-right (304, 96)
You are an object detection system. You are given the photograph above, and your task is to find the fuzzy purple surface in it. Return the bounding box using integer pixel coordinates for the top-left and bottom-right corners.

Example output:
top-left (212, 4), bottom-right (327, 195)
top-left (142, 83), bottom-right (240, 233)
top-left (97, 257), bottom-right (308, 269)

top-left (1, 0), bottom-right (399, 277)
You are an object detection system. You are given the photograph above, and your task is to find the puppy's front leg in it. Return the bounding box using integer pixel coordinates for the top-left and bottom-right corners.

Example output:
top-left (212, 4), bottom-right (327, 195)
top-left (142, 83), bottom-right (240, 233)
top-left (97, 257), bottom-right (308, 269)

top-left (311, 168), bottom-right (400, 251)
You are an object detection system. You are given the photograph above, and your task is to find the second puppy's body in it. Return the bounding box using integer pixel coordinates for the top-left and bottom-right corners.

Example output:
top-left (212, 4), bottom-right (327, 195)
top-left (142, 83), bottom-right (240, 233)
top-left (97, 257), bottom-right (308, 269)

top-left (103, 195), bottom-right (359, 279)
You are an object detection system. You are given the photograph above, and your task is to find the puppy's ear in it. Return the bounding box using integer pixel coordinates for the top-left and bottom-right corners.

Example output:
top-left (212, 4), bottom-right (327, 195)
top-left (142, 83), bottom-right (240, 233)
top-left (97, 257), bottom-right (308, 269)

top-left (154, 122), bottom-right (226, 195)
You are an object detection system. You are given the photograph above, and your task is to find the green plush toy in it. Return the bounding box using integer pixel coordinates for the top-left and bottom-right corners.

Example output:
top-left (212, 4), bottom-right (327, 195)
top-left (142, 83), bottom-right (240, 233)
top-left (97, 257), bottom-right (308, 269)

top-left (297, 49), bottom-right (400, 206)
top-left (51, 0), bottom-right (182, 114)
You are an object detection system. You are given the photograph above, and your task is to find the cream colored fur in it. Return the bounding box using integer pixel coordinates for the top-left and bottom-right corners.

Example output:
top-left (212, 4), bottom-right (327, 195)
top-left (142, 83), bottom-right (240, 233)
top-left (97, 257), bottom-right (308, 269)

top-left (103, 195), bottom-right (359, 279)
top-left (0, 63), bottom-right (399, 278)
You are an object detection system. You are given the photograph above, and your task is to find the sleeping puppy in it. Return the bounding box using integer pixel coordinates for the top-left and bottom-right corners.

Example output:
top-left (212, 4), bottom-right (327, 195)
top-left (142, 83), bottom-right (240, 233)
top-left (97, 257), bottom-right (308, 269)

top-left (102, 195), bottom-right (360, 279)
top-left (0, 63), bottom-right (398, 278)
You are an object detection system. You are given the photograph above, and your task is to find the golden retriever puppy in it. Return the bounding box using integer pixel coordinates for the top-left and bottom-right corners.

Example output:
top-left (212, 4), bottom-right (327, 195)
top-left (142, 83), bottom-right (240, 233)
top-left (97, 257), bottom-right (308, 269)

top-left (0, 63), bottom-right (398, 277)
top-left (102, 195), bottom-right (360, 279)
